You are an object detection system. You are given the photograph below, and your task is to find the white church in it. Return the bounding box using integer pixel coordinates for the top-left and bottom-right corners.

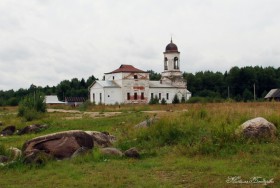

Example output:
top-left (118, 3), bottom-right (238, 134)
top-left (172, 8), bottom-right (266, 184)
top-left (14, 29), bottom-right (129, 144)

top-left (89, 39), bottom-right (191, 105)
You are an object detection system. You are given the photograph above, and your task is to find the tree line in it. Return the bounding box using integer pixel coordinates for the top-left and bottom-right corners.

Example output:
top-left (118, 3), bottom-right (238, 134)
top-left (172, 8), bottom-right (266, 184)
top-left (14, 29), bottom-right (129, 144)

top-left (0, 66), bottom-right (279, 106)
top-left (183, 66), bottom-right (280, 101)
top-left (0, 75), bottom-right (97, 106)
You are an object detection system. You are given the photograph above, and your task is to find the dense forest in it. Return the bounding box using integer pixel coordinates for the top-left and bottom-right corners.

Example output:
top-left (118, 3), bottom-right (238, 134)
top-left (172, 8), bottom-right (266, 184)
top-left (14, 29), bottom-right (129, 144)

top-left (183, 66), bottom-right (280, 101)
top-left (0, 66), bottom-right (279, 106)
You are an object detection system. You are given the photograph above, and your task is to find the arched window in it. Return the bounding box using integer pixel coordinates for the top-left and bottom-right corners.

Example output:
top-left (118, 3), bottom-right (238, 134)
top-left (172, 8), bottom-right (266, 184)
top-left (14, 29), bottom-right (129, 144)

top-left (164, 57), bottom-right (168, 70)
top-left (174, 57), bottom-right (179, 69)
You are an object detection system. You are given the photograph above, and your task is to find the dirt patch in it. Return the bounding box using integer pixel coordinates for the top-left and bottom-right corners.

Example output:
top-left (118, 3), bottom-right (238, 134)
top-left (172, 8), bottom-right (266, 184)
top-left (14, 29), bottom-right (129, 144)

top-left (48, 109), bottom-right (122, 119)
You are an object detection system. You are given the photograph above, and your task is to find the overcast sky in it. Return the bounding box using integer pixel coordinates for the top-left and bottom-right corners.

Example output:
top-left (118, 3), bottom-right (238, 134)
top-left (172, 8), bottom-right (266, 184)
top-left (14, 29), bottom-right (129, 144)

top-left (0, 0), bottom-right (280, 90)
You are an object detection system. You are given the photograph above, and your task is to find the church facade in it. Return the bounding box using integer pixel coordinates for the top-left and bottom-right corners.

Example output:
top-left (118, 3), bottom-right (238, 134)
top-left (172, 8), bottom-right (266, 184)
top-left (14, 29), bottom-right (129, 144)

top-left (89, 40), bottom-right (191, 104)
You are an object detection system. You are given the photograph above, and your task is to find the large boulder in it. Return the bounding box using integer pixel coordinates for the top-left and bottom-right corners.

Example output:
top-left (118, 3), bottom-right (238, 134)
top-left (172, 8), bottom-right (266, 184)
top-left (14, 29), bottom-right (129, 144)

top-left (237, 117), bottom-right (277, 139)
top-left (23, 130), bottom-right (94, 162)
top-left (18, 124), bottom-right (48, 135)
top-left (0, 125), bottom-right (16, 136)
top-left (100, 147), bottom-right (123, 157)
top-left (85, 131), bottom-right (116, 147)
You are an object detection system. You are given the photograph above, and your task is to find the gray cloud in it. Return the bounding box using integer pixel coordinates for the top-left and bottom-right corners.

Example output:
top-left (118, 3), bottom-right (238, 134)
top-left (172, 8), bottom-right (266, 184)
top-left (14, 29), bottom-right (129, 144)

top-left (0, 0), bottom-right (280, 90)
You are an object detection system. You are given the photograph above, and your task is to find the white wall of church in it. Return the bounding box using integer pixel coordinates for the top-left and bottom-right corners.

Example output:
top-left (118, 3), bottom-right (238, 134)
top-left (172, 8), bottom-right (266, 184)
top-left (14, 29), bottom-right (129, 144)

top-left (90, 87), bottom-right (122, 104)
top-left (149, 88), bottom-right (190, 103)
top-left (122, 77), bottom-right (149, 104)
top-left (104, 88), bottom-right (122, 104)
top-left (117, 72), bottom-right (150, 104)
top-left (149, 88), bottom-right (178, 103)
top-left (105, 73), bottom-right (122, 81)
top-left (90, 88), bottom-right (104, 104)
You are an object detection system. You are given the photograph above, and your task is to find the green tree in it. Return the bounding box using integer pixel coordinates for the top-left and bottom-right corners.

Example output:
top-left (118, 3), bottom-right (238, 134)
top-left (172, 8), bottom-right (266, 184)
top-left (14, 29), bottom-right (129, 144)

top-left (147, 70), bottom-right (161, 81)
top-left (242, 88), bottom-right (253, 102)
top-left (149, 95), bottom-right (159, 104)
top-left (18, 92), bottom-right (46, 121)
top-left (161, 98), bottom-right (167, 105)
top-left (172, 94), bottom-right (180, 104)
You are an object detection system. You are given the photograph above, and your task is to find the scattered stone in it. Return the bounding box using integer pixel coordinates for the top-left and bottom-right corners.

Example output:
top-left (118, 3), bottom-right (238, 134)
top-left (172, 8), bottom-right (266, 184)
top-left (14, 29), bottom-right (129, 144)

top-left (135, 115), bottom-right (158, 128)
top-left (0, 155), bottom-right (9, 163)
top-left (237, 117), bottom-right (277, 139)
top-left (0, 125), bottom-right (16, 136)
top-left (8, 147), bottom-right (22, 160)
top-left (124, 147), bottom-right (140, 158)
top-left (23, 130), bottom-right (94, 162)
top-left (85, 131), bottom-right (116, 147)
top-left (100, 147), bottom-right (123, 157)
top-left (18, 124), bottom-right (48, 135)
top-left (24, 149), bottom-right (52, 164)
top-left (71, 147), bottom-right (90, 158)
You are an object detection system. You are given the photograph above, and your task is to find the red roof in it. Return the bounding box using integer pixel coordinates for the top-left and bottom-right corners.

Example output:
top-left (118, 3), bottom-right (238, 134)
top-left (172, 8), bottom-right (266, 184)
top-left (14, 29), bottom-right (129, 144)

top-left (106, 64), bottom-right (147, 74)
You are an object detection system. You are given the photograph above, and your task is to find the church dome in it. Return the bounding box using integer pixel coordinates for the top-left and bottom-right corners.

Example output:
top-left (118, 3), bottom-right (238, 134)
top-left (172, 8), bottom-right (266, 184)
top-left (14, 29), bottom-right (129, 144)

top-left (165, 39), bottom-right (179, 53)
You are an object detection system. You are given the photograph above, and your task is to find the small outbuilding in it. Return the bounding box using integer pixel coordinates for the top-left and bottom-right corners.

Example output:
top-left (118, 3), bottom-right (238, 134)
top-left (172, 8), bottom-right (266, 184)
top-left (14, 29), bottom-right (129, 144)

top-left (65, 97), bottom-right (86, 106)
top-left (264, 89), bottom-right (280, 101)
top-left (45, 95), bottom-right (65, 105)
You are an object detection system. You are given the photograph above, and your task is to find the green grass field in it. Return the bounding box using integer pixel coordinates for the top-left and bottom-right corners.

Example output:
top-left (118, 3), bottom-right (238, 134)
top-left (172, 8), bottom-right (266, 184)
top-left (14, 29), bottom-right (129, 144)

top-left (0, 103), bottom-right (279, 187)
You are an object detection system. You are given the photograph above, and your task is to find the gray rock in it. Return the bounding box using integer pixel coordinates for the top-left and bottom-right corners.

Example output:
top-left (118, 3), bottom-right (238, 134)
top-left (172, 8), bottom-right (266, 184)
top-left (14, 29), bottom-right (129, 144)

top-left (0, 125), bottom-right (16, 136)
top-left (85, 131), bottom-right (116, 147)
top-left (18, 124), bottom-right (48, 135)
top-left (71, 147), bottom-right (90, 158)
top-left (23, 130), bottom-right (94, 162)
top-left (124, 147), bottom-right (140, 158)
top-left (24, 149), bottom-right (52, 164)
top-left (8, 147), bottom-right (22, 160)
top-left (237, 117), bottom-right (277, 139)
top-left (135, 116), bottom-right (158, 128)
top-left (100, 147), bottom-right (123, 157)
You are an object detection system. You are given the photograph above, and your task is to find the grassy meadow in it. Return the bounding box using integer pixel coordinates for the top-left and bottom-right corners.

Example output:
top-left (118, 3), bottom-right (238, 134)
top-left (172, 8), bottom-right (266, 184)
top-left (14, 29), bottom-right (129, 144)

top-left (0, 102), bottom-right (280, 187)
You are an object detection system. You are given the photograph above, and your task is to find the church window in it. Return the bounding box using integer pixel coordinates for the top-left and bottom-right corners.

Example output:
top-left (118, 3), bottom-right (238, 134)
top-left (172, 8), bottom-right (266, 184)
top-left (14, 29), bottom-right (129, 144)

top-left (113, 76), bottom-right (115, 80)
top-left (92, 93), bottom-right (95, 102)
top-left (99, 93), bottom-right (102, 103)
top-left (127, 93), bottom-right (130, 100)
top-left (174, 57), bottom-right (179, 69)
top-left (141, 92), bottom-right (144, 100)
top-left (159, 93), bottom-right (161, 100)
top-left (164, 57), bottom-right (168, 70)
top-left (166, 93), bottom-right (169, 100)
top-left (134, 92), bottom-right (137, 100)
top-left (151, 93), bottom-right (154, 99)
top-left (134, 75), bottom-right (138, 79)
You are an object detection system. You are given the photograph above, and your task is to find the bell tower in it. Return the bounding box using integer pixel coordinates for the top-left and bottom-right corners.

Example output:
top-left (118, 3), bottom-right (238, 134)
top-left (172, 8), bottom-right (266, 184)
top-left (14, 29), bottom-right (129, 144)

top-left (163, 38), bottom-right (180, 71)
top-left (161, 39), bottom-right (186, 88)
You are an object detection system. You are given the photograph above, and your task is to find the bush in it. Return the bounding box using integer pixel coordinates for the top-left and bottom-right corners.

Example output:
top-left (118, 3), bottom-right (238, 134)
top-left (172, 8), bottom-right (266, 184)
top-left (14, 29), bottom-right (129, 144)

top-left (172, 94), bottom-right (180, 104)
top-left (149, 95), bottom-right (159, 104)
top-left (161, 98), bottom-right (167, 105)
top-left (187, 97), bottom-right (224, 103)
top-left (181, 96), bottom-right (186, 103)
top-left (18, 92), bottom-right (46, 121)
top-left (79, 100), bottom-right (91, 111)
